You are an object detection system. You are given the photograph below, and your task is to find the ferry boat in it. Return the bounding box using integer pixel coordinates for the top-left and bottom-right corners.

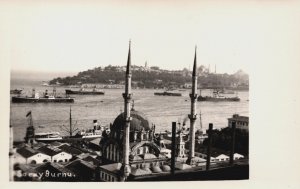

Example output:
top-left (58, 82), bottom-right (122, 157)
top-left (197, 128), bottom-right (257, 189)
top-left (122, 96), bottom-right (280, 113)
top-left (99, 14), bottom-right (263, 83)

top-left (65, 87), bottom-right (105, 95)
top-left (34, 132), bottom-right (63, 142)
top-left (197, 89), bottom-right (240, 102)
top-left (12, 89), bottom-right (74, 103)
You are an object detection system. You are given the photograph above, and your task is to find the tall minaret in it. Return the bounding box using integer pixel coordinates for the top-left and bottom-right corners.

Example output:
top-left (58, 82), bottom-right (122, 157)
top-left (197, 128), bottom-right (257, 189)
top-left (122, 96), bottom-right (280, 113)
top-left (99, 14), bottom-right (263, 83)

top-left (121, 41), bottom-right (132, 181)
top-left (187, 46), bottom-right (198, 165)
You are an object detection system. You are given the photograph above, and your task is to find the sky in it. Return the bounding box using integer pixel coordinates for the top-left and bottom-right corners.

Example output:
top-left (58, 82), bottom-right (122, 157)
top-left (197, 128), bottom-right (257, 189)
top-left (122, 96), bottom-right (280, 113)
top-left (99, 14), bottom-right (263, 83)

top-left (1, 0), bottom-right (300, 75)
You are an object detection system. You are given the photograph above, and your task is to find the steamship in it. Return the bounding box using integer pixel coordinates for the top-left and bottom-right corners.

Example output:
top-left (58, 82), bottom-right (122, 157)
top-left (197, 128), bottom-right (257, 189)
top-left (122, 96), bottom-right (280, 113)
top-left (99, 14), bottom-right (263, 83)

top-left (65, 87), bottom-right (105, 95)
top-left (154, 91), bottom-right (182, 96)
top-left (197, 89), bottom-right (240, 102)
top-left (12, 89), bottom-right (74, 103)
top-left (10, 89), bottom-right (23, 95)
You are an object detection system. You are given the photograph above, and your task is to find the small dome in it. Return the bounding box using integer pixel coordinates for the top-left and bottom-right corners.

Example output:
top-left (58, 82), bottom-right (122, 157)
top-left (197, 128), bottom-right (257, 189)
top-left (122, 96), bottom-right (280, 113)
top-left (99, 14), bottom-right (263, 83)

top-left (111, 110), bottom-right (151, 134)
top-left (151, 166), bottom-right (162, 173)
top-left (161, 165), bottom-right (171, 172)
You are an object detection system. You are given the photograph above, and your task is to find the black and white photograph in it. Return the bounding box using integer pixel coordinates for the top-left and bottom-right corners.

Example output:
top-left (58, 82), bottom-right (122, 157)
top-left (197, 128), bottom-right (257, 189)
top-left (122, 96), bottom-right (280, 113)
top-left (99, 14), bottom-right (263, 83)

top-left (0, 0), bottom-right (299, 188)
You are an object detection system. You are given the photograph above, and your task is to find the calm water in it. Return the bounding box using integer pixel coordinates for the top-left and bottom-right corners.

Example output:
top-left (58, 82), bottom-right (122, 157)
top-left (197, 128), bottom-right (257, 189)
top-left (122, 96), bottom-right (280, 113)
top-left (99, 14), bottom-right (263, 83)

top-left (10, 78), bottom-right (249, 141)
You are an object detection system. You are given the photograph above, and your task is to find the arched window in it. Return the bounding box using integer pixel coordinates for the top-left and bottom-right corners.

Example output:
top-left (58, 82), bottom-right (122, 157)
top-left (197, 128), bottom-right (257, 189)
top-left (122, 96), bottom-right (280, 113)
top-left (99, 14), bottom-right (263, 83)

top-left (30, 160), bottom-right (37, 164)
top-left (43, 159), bottom-right (48, 163)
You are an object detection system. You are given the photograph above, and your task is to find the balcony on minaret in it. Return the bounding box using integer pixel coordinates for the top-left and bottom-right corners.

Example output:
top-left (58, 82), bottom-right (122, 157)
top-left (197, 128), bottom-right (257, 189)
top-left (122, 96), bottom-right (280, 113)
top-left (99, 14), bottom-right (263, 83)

top-left (189, 93), bottom-right (198, 101)
top-left (122, 93), bottom-right (132, 101)
top-left (188, 114), bottom-right (197, 121)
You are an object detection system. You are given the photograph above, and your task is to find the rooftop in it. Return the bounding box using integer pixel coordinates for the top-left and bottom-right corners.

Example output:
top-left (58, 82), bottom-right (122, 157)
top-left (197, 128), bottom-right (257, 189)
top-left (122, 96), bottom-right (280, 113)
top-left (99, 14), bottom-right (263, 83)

top-left (58, 144), bottom-right (83, 155)
top-left (16, 147), bottom-right (38, 158)
top-left (37, 145), bottom-right (63, 156)
top-left (100, 163), bottom-right (122, 174)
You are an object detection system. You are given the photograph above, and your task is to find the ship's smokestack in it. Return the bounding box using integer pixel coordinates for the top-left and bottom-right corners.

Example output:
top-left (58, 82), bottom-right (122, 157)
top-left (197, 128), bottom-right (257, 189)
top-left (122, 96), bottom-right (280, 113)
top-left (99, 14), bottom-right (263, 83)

top-left (32, 88), bottom-right (35, 98)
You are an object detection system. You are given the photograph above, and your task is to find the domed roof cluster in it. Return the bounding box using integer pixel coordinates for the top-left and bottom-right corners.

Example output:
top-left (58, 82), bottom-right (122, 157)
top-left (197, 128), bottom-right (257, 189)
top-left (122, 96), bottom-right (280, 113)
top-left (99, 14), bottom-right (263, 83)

top-left (111, 110), bottom-right (151, 134)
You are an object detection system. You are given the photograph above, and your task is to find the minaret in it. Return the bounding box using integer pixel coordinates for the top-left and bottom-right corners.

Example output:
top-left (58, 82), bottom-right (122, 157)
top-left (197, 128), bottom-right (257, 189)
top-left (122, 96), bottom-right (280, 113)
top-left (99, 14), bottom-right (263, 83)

top-left (121, 41), bottom-right (132, 181)
top-left (187, 46), bottom-right (198, 165)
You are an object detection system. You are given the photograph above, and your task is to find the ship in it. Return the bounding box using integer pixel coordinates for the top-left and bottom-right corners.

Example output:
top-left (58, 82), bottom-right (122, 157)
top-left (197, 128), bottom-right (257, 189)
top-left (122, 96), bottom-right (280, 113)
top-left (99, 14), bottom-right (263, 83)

top-left (65, 87), bottom-right (105, 95)
top-left (12, 88), bottom-right (74, 103)
top-left (62, 107), bottom-right (109, 141)
top-left (34, 132), bottom-right (63, 142)
top-left (10, 89), bottom-right (23, 95)
top-left (197, 89), bottom-right (240, 102)
top-left (24, 109), bottom-right (108, 143)
top-left (56, 107), bottom-right (110, 141)
top-left (154, 91), bottom-right (182, 96)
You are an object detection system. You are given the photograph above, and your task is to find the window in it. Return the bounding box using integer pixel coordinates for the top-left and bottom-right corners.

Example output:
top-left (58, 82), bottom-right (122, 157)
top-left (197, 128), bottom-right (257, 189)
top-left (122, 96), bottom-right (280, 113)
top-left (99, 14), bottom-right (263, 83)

top-left (65, 159), bottom-right (68, 162)
top-left (54, 160), bottom-right (57, 163)
top-left (30, 160), bottom-right (37, 164)
top-left (43, 159), bottom-right (48, 163)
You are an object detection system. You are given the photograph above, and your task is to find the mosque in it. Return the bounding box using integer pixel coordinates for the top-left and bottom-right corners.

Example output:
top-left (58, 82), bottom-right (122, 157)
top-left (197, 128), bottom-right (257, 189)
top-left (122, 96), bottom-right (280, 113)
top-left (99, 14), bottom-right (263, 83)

top-left (98, 42), bottom-right (203, 182)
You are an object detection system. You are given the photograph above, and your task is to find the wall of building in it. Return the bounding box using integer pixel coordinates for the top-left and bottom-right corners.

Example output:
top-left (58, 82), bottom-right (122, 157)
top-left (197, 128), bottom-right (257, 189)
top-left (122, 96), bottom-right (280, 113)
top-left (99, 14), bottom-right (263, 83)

top-left (52, 152), bottom-right (72, 163)
top-left (100, 171), bottom-right (118, 182)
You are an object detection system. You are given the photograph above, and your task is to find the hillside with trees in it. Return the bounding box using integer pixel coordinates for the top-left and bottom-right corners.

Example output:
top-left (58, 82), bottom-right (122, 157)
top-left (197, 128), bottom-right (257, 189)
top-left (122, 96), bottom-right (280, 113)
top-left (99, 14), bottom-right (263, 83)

top-left (49, 65), bottom-right (249, 89)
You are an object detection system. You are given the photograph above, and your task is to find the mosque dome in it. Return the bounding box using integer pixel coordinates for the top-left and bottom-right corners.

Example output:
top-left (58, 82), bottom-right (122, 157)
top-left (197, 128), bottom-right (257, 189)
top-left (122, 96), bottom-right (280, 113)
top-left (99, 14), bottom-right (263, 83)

top-left (111, 110), bottom-right (151, 134)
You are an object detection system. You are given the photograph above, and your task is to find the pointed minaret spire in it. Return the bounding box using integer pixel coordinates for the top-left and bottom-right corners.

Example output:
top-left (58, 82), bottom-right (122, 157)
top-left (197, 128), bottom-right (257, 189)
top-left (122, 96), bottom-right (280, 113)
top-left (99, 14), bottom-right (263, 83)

top-left (121, 40), bottom-right (132, 181)
top-left (126, 40), bottom-right (131, 75)
top-left (192, 46), bottom-right (197, 77)
top-left (187, 46), bottom-right (198, 165)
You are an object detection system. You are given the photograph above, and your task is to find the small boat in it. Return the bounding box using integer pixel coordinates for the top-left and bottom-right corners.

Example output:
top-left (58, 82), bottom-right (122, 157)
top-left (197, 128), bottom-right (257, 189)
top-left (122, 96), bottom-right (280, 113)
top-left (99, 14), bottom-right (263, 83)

top-left (34, 132), bottom-right (63, 142)
top-left (197, 89), bottom-right (240, 102)
top-left (65, 87), bottom-right (105, 95)
top-left (10, 89), bottom-right (22, 94)
top-left (12, 88), bottom-right (74, 103)
top-left (154, 91), bottom-right (182, 96)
